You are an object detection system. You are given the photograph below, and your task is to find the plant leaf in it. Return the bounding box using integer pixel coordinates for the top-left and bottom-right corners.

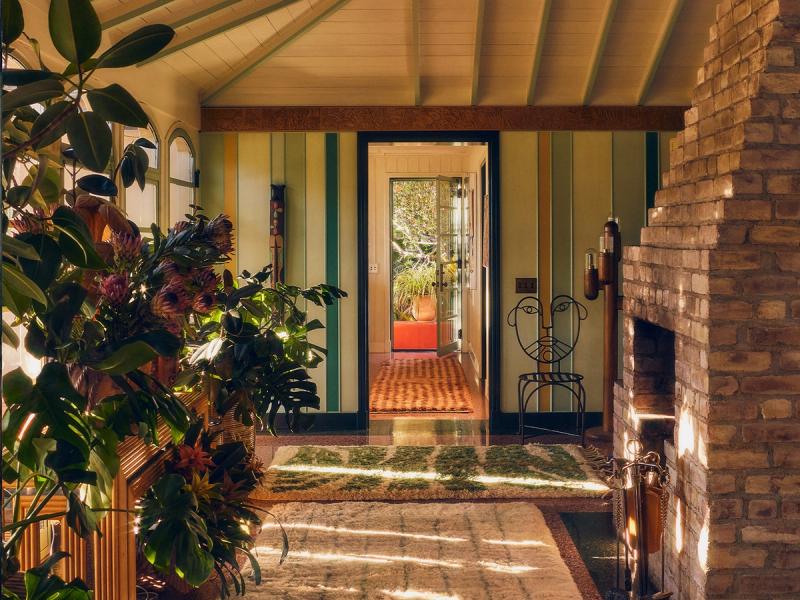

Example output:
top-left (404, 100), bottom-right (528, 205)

top-left (1, 79), bottom-right (64, 113)
top-left (2, 0), bottom-right (24, 44)
top-left (17, 233), bottom-right (62, 290)
top-left (2, 263), bottom-right (47, 306)
top-left (51, 205), bottom-right (106, 269)
top-left (95, 24), bottom-right (175, 68)
top-left (92, 341), bottom-right (160, 375)
top-left (31, 101), bottom-right (76, 149)
top-left (87, 83), bottom-right (148, 127)
top-left (2, 320), bottom-right (20, 348)
top-left (2, 69), bottom-right (56, 86)
top-left (2, 234), bottom-right (40, 260)
top-left (77, 174), bottom-right (118, 196)
top-left (65, 111), bottom-right (111, 172)
top-left (48, 0), bottom-right (101, 64)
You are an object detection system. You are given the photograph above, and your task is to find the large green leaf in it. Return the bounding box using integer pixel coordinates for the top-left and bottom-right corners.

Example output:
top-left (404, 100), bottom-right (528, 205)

top-left (95, 24), bottom-right (175, 68)
top-left (2, 262), bottom-right (47, 305)
top-left (2, 69), bottom-right (56, 86)
top-left (92, 340), bottom-right (160, 375)
top-left (3, 234), bottom-right (40, 260)
top-left (18, 233), bottom-right (62, 290)
top-left (65, 111), bottom-right (111, 172)
top-left (31, 101), bottom-right (76, 149)
top-left (2, 0), bottom-right (24, 45)
top-left (48, 0), bottom-right (101, 65)
top-left (51, 205), bottom-right (106, 269)
top-left (87, 83), bottom-right (149, 127)
top-left (2, 320), bottom-right (20, 348)
top-left (1, 79), bottom-right (64, 113)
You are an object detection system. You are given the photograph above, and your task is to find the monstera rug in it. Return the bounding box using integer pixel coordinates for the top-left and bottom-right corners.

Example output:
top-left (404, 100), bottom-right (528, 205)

top-left (245, 501), bottom-right (584, 599)
top-left (252, 444), bottom-right (608, 501)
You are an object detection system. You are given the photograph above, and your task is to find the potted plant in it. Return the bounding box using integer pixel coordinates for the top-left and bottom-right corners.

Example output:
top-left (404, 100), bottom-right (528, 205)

top-left (393, 261), bottom-right (436, 322)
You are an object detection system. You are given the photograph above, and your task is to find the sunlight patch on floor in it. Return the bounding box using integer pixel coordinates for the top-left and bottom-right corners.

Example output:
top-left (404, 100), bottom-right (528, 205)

top-left (261, 522), bottom-right (467, 543)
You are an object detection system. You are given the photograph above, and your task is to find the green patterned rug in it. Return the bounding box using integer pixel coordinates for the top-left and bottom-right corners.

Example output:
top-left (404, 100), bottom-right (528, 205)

top-left (253, 444), bottom-right (609, 501)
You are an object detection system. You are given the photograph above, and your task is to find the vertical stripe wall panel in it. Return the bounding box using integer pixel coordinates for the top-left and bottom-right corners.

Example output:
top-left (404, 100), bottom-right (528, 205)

top-left (324, 133), bottom-right (340, 413)
top-left (223, 134), bottom-right (239, 274)
top-left (614, 132), bottom-right (647, 248)
top-left (550, 132), bottom-right (573, 412)
top-left (537, 133), bottom-right (552, 412)
top-left (305, 133), bottom-right (328, 411)
top-left (237, 133), bottom-right (271, 276)
top-left (198, 133), bottom-right (225, 218)
top-left (339, 133), bottom-right (358, 413)
top-left (500, 132), bottom-right (538, 413)
top-left (285, 133), bottom-right (307, 288)
top-left (571, 132), bottom-right (612, 413)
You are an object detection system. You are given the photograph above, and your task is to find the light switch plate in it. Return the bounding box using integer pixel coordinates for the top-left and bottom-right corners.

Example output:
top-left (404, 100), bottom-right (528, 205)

top-left (368, 263), bottom-right (378, 274)
top-left (515, 277), bottom-right (537, 293)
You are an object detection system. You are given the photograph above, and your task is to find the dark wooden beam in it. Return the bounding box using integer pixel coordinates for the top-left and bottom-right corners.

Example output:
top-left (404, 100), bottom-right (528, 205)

top-left (201, 105), bottom-right (687, 132)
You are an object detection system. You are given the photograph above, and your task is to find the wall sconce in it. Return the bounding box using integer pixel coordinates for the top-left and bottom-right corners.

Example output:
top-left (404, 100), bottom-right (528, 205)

top-left (584, 249), bottom-right (599, 300)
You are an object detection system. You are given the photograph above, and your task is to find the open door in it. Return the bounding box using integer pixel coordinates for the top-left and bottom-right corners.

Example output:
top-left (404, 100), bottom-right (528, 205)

top-left (435, 176), bottom-right (462, 356)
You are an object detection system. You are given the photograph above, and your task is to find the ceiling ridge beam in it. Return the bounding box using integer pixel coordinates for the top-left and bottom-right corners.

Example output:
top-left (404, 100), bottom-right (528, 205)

top-left (202, 0), bottom-right (353, 105)
top-left (139, 0), bottom-right (300, 65)
top-left (470, 0), bottom-right (486, 105)
top-left (101, 0), bottom-right (174, 30)
top-left (580, 0), bottom-right (618, 106)
top-left (409, 0), bottom-right (421, 105)
top-left (526, 0), bottom-right (552, 105)
top-left (637, 0), bottom-right (685, 105)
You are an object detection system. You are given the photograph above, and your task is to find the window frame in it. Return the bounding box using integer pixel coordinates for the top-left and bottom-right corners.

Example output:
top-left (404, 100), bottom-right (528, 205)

top-left (167, 128), bottom-right (197, 226)
top-left (121, 122), bottom-right (161, 231)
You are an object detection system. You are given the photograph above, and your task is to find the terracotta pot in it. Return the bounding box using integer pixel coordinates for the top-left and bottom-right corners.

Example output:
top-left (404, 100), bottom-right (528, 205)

top-left (411, 295), bottom-right (436, 322)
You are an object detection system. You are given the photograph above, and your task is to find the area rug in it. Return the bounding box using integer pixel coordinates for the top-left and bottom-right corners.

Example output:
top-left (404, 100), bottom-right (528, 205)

top-left (370, 356), bottom-right (472, 413)
top-left (244, 501), bottom-right (583, 599)
top-left (252, 444), bottom-right (609, 501)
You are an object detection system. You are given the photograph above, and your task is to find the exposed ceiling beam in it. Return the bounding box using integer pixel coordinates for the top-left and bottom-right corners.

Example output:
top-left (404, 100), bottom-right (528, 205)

top-left (580, 0), bottom-right (618, 105)
top-left (101, 0), bottom-right (174, 30)
top-left (470, 0), bottom-right (486, 105)
top-left (202, 0), bottom-right (353, 105)
top-left (409, 0), bottom-right (421, 105)
top-left (166, 0), bottom-right (246, 30)
top-left (139, 0), bottom-right (300, 65)
top-left (526, 0), bottom-right (552, 105)
top-left (202, 105), bottom-right (688, 132)
top-left (637, 0), bottom-right (685, 105)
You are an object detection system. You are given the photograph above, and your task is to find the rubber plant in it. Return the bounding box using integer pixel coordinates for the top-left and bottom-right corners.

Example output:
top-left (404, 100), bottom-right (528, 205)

top-left (1, 0), bottom-right (189, 596)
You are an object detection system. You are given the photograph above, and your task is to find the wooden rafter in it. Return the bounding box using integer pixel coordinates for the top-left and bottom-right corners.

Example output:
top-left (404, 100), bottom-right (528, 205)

top-left (201, 105), bottom-right (688, 132)
top-left (166, 0), bottom-right (246, 30)
top-left (100, 0), bottom-right (174, 30)
top-left (637, 0), bottom-right (685, 105)
top-left (139, 0), bottom-right (299, 65)
top-left (470, 0), bottom-right (486, 105)
top-left (202, 0), bottom-right (353, 105)
top-left (580, 0), bottom-right (618, 105)
top-left (526, 0), bottom-right (552, 105)
top-left (409, 0), bottom-right (421, 105)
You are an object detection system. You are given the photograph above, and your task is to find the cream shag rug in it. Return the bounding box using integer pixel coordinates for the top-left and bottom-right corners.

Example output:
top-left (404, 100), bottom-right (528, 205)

top-left (245, 501), bottom-right (581, 599)
top-left (252, 444), bottom-right (608, 502)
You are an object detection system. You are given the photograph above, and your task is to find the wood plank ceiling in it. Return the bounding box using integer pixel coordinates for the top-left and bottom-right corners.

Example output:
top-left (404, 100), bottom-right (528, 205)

top-left (96, 0), bottom-right (718, 107)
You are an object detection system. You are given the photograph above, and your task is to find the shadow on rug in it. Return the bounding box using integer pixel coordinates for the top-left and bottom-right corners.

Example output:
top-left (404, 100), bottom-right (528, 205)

top-left (244, 501), bottom-right (582, 599)
top-left (252, 444), bottom-right (609, 501)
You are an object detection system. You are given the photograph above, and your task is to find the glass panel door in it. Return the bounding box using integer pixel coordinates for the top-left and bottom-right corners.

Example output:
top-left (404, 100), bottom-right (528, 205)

top-left (436, 176), bottom-right (462, 356)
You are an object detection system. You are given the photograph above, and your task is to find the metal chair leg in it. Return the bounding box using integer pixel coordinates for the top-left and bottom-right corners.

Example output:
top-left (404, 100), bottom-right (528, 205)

top-left (518, 378), bottom-right (525, 444)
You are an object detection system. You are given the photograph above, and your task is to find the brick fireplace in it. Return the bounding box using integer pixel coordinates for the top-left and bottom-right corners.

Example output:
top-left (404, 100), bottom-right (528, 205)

top-left (615, 0), bottom-right (800, 597)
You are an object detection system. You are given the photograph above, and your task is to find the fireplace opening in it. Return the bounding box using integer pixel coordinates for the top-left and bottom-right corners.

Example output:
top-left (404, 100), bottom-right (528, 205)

top-left (630, 319), bottom-right (676, 454)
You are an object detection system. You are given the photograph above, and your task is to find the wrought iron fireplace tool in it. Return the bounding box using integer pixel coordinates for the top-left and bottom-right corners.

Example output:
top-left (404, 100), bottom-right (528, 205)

top-left (605, 440), bottom-right (671, 600)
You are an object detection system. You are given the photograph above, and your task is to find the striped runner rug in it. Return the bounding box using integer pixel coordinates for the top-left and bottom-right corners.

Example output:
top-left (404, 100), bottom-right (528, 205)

top-left (369, 356), bottom-right (472, 413)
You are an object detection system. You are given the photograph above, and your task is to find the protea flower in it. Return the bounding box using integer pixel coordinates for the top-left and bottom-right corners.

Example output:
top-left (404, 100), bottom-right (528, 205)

top-left (110, 231), bottom-right (142, 262)
top-left (207, 215), bottom-right (233, 254)
top-left (173, 220), bottom-right (191, 233)
top-left (155, 259), bottom-right (184, 284)
top-left (192, 292), bottom-right (215, 314)
top-left (98, 273), bottom-right (129, 305)
top-left (192, 267), bottom-right (219, 292)
top-left (151, 281), bottom-right (190, 320)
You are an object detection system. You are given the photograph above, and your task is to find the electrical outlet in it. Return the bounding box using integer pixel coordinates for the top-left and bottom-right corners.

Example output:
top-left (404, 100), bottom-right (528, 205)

top-left (368, 263), bottom-right (378, 274)
top-left (515, 277), bottom-right (538, 293)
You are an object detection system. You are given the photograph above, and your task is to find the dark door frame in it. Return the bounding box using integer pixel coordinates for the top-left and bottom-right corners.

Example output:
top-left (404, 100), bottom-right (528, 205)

top-left (356, 131), bottom-right (501, 432)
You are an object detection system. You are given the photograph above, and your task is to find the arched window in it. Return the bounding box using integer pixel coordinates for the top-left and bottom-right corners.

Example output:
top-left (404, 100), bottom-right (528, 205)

top-left (168, 130), bottom-right (196, 226)
top-left (122, 124), bottom-right (159, 230)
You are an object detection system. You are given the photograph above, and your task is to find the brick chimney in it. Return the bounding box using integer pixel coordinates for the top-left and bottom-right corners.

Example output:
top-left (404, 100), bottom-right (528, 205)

top-left (616, 0), bottom-right (800, 597)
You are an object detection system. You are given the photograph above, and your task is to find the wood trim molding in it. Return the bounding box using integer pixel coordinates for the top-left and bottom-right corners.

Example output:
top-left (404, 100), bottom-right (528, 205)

top-left (201, 105), bottom-right (687, 132)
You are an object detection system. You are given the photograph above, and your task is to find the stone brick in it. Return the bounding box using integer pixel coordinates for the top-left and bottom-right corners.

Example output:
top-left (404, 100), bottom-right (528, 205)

top-left (761, 398), bottom-right (792, 418)
top-left (709, 546), bottom-right (768, 568)
top-left (748, 498), bottom-right (778, 518)
top-left (742, 421), bottom-right (800, 441)
top-left (741, 525), bottom-right (800, 543)
top-left (741, 374), bottom-right (800, 394)
top-left (756, 299), bottom-right (786, 318)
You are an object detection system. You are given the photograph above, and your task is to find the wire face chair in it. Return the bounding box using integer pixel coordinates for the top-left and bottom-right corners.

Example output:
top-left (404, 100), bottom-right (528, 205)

top-left (506, 294), bottom-right (589, 445)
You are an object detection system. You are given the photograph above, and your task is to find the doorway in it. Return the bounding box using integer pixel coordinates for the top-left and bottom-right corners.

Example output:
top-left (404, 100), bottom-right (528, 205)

top-left (357, 133), bottom-right (499, 430)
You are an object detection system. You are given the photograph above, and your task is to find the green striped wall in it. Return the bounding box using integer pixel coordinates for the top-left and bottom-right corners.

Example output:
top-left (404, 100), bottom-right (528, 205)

top-left (198, 131), bottom-right (358, 414)
top-left (199, 130), bottom-right (673, 418)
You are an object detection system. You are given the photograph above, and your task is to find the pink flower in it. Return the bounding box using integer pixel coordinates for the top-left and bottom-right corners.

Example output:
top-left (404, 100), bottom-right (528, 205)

top-left (151, 282), bottom-right (190, 320)
top-left (110, 231), bottom-right (142, 262)
top-left (192, 292), bottom-right (215, 314)
top-left (173, 220), bottom-right (191, 233)
top-left (156, 259), bottom-right (184, 284)
top-left (207, 215), bottom-right (233, 254)
top-left (174, 444), bottom-right (214, 473)
top-left (192, 268), bottom-right (219, 293)
top-left (99, 273), bottom-right (129, 305)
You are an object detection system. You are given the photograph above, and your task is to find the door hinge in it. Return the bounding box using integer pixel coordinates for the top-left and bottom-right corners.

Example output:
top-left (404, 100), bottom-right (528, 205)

top-left (458, 328), bottom-right (462, 339)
